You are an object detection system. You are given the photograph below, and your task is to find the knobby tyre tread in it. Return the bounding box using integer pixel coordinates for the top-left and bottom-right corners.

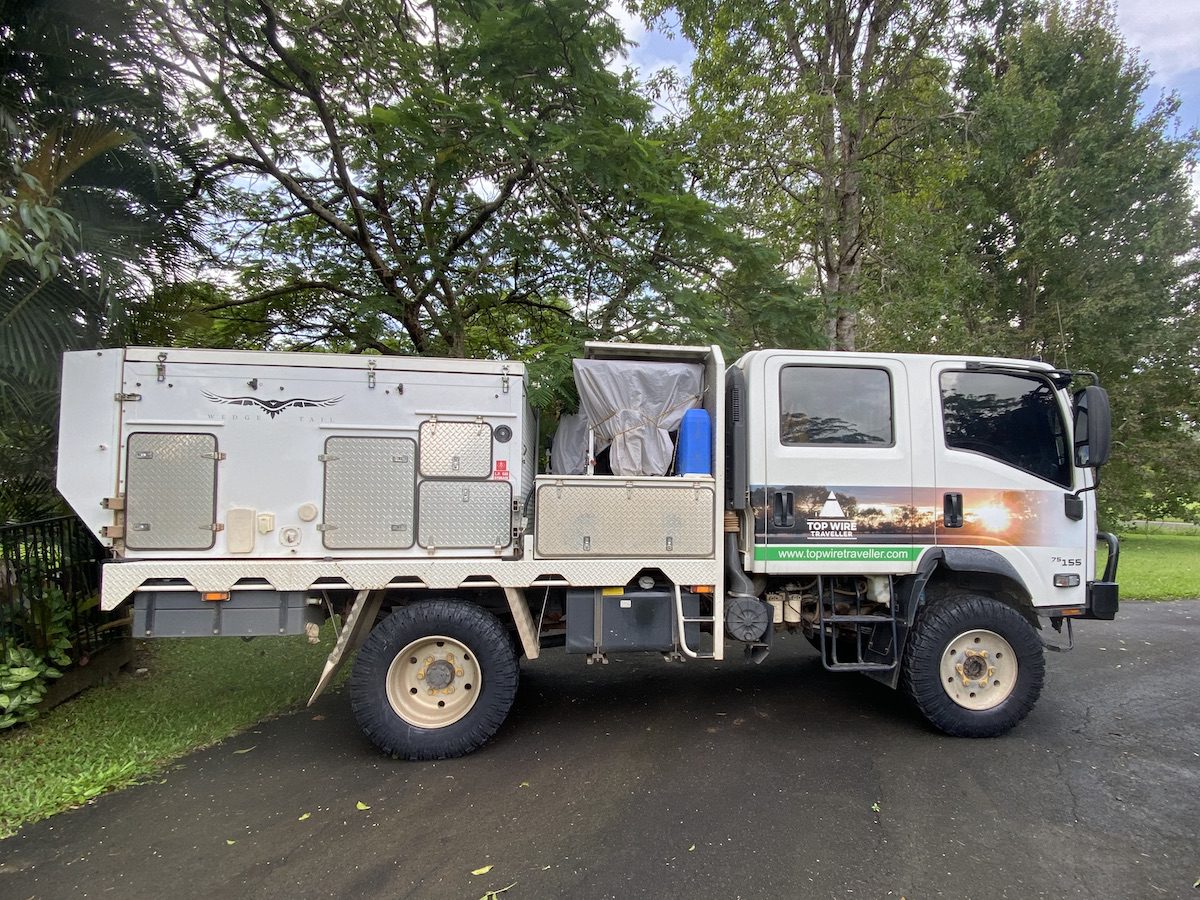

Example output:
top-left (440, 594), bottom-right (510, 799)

top-left (350, 600), bottom-right (519, 760)
top-left (901, 592), bottom-right (1044, 738)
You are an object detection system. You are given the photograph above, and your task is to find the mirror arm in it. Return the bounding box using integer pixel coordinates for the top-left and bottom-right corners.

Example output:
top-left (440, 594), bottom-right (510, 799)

top-left (1071, 469), bottom-right (1101, 500)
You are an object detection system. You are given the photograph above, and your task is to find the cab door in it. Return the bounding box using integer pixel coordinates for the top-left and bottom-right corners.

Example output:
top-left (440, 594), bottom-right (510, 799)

top-left (758, 353), bottom-right (916, 575)
top-left (931, 363), bottom-right (1090, 608)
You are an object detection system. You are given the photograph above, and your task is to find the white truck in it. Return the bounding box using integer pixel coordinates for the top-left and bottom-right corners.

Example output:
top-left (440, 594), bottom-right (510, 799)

top-left (57, 342), bottom-right (1119, 758)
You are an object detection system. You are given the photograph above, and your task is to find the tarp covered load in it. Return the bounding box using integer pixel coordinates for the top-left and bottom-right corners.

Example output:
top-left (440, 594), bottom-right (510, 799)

top-left (549, 413), bottom-right (589, 475)
top-left (572, 359), bottom-right (704, 476)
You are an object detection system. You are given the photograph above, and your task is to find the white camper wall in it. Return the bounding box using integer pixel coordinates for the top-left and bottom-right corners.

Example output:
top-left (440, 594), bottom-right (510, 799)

top-left (62, 347), bottom-right (530, 561)
top-left (58, 349), bottom-right (125, 546)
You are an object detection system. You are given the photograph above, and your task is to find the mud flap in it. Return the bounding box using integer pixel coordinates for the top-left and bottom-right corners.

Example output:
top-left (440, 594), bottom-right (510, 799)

top-left (307, 589), bottom-right (383, 706)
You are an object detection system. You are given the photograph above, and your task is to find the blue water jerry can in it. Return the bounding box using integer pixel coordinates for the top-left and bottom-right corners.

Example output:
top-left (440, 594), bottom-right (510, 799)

top-left (676, 408), bottom-right (712, 475)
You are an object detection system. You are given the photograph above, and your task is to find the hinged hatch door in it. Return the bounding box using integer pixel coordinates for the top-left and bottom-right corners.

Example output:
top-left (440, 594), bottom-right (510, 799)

top-left (418, 481), bottom-right (512, 549)
top-left (418, 419), bottom-right (493, 478)
top-left (125, 433), bottom-right (219, 550)
top-left (321, 436), bottom-right (416, 549)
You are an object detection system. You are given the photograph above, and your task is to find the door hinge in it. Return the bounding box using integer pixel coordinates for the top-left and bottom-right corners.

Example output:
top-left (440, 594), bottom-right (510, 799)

top-left (101, 496), bottom-right (125, 510)
top-left (156, 351), bottom-right (168, 382)
top-left (501, 365), bottom-right (510, 394)
top-left (201, 451), bottom-right (227, 461)
top-left (367, 358), bottom-right (377, 389)
top-left (207, 523), bottom-right (225, 533)
top-left (100, 525), bottom-right (125, 539)
top-left (114, 392), bottom-right (142, 402)
top-left (317, 453), bottom-right (338, 462)
top-left (316, 523), bottom-right (336, 532)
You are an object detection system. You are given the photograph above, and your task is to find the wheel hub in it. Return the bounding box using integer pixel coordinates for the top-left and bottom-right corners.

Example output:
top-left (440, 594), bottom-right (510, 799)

top-left (939, 629), bottom-right (1017, 711)
top-left (386, 636), bottom-right (481, 728)
top-left (421, 657), bottom-right (458, 691)
top-left (959, 650), bottom-right (991, 682)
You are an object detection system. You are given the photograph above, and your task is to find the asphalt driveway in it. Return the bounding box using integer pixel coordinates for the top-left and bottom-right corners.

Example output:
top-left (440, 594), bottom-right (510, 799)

top-left (2, 600), bottom-right (1197, 899)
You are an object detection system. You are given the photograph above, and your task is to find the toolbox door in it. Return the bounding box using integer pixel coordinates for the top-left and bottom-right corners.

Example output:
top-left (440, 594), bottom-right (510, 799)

top-left (124, 432), bottom-right (220, 550)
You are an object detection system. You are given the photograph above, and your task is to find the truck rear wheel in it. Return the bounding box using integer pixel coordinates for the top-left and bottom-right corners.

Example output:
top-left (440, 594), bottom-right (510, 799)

top-left (901, 592), bottom-right (1044, 737)
top-left (350, 600), bottom-right (519, 759)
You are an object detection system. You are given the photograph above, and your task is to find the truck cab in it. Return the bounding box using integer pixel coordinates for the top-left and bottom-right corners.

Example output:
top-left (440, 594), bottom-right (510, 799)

top-left (735, 349), bottom-right (1109, 613)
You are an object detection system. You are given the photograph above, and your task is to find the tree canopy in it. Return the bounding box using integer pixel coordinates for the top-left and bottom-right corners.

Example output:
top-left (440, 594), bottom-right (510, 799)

top-left (0, 0), bottom-right (1197, 521)
top-left (0, 0), bottom-right (197, 518)
top-left (155, 0), bottom-right (800, 364)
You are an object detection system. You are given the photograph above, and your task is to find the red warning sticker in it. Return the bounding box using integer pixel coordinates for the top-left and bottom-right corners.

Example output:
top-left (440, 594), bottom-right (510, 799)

top-left (492, 459), bottom-right (509, 479)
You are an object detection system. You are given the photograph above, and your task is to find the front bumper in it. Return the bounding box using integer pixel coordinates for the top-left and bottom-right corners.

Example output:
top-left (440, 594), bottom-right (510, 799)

top-left (1038, 532), bottom-right (1120, 622)
top-left (1085, 531), bottom-right (1120, 620)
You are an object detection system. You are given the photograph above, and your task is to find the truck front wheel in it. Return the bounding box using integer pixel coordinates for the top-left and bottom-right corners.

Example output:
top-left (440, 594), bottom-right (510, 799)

top-left (350, 600), bottom-right (519, 759)
top-left (901, 592), bottom-right (1044, 737)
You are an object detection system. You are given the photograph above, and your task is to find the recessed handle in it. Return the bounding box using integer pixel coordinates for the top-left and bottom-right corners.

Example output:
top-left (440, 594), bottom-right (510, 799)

top-left (943, 492), bottom-right (964, 528)
top-left (772, 490), bottom-right (795, 527)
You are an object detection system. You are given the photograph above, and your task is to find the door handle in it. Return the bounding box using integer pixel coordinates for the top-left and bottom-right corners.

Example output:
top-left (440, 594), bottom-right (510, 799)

top-left (772, 490), bottom-right (795, 528)
top-left (943, 492), bottom-right (963, 528)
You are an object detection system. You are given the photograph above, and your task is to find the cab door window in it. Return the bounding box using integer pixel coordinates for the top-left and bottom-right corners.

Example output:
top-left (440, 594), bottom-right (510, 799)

top-left (940, 371), bottom-right (1071, 487)
top-left (779, 366), bottom-right (893, 446)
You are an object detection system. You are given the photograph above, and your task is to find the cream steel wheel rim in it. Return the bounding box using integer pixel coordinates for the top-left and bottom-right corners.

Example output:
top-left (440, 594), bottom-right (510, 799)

top-left (939, 629), bottom-right (1017, 711)
top-left (386, 636), bottom-right (481, 728)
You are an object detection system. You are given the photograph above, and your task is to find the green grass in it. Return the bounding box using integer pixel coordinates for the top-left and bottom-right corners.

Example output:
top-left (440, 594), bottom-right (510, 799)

top-left (0, 626), bottom-right (341, 838)
top-left (1107, 532), bottom-right (1200, 600)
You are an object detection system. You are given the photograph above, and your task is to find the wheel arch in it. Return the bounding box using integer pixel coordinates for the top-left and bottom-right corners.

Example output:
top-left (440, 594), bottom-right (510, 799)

top-left (903, 548), bottom-right (1037, 627)
top-left (882, 549), bottom-right (1039, 690)
top-left (377, 586), bottom-right (536, 659)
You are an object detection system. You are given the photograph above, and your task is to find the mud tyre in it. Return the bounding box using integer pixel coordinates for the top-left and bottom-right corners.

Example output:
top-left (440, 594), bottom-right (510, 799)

top-left (902, 592), bottom-right (1044, 737)
top-left (350, 600), bottom-right (519, 759)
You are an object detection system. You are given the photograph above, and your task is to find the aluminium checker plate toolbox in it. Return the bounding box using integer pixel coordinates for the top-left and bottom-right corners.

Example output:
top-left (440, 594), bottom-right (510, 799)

top-left (321, 436), bottom-right (417, 549)
top-left (533, 476), bottom-right (716, 558)
top-left (124, 432), bottom-right (220, 550)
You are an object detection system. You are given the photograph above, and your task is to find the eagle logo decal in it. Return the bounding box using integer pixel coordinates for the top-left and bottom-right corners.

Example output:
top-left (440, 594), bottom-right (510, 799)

top-left (202, 390), bottom-right (342, 419)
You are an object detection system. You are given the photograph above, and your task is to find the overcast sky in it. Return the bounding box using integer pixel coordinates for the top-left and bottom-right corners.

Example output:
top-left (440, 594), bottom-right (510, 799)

top-left (611, 1), bottom-right (1200, 135)
top-left (1115, 0), bottom-right (1200, 132)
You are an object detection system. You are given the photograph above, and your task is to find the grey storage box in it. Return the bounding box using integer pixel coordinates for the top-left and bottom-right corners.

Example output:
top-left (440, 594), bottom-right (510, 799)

top-left (566, 587), bottom-right (701, 654)
top-left (133, 590), bottom-right (321, 637)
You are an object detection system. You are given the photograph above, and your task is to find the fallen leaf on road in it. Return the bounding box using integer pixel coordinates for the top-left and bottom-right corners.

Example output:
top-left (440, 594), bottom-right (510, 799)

top-left (226, 840), bottom-right (236, 846)
top-left (312, 714), bottom-right (325, 721)
top-left (472, 865), bottom-right (494, 875)
top-left (519, 782), bottom-right (530, 788)
top-left (233, 746), bottom-right (256, 754)
top-left (356, 801), bottom-right (371, 811)
top-left (688, 844), bottom-right (696, 852)
top-left (479, 882), bottom-right (517, 899)
top-left (871, 802), bottom-right (881, 813)
top-left (298, 813), bottom-right (311, 821)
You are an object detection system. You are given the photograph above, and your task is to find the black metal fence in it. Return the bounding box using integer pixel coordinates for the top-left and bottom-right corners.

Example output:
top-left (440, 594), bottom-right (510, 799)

top-left (0, 516), bottom-right (115, 665)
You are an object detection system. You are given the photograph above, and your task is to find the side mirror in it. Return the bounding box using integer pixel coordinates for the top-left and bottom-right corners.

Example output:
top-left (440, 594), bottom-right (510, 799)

top-left (1073, 385), bottom-right (1111, 467)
